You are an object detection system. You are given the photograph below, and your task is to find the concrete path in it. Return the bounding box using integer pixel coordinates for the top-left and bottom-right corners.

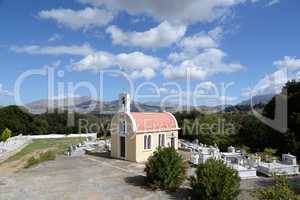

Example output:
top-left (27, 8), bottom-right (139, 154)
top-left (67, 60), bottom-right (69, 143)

top-left (0, 155), bottom-right (181, 200)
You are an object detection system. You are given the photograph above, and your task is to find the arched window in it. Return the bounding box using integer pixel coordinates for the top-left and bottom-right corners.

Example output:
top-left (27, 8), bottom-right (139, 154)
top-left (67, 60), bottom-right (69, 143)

top-left (144, 135), bottom-right (152, 150)
top-left (144, 135), bottom-right (147, 149)
top-left (159, 134), bottom-right (165, 147)
top-left (147, 135), bottom-right (151, 149)
top-left (119, 121), bottom-right (126, 135)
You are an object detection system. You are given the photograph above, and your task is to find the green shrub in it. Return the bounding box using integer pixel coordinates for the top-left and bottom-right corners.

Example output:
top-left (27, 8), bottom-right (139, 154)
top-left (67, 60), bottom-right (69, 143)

top-left (1, 128), bottom-right (11, 142)
top-left (144, 147), bottom-right (187, 191)
top-left (25, 156), bottom-right (39, 168)
top-left (39, 150), bottom-right (56, 161)
top-left (191, 159), bottom-right (240, 200)
top-left (254, 175), bottom-right (300, 200)
top-left (24, 151), bottom-right (56, 168)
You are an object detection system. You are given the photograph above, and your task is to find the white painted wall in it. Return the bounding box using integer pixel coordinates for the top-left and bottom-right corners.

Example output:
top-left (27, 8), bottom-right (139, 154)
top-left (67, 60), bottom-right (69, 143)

top-left (26, 133), bottom-right (97, 139)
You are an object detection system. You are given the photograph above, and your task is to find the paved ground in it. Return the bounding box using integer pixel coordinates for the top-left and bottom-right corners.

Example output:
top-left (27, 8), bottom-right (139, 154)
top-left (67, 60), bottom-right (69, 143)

top-left (0, 155), bottom-right (188, 200)
top-left (0, 154), bottom-right (299, 200)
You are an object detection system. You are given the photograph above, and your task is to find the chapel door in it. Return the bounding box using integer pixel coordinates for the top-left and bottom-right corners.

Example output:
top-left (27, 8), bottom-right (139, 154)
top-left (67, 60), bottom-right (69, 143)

top-left (120, 136), bottom-right (126, 158)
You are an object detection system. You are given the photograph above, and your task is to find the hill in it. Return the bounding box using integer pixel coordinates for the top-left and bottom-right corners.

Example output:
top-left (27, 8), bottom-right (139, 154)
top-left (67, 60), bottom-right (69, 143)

top-left (238, 94), bottom-right (274, 106)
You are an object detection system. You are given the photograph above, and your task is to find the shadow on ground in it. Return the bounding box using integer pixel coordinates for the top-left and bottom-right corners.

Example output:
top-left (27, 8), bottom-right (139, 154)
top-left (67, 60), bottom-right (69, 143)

top-left (85, 151), bottom-right (111, 158)
top-left (125, 175), bottom-right (191, 200)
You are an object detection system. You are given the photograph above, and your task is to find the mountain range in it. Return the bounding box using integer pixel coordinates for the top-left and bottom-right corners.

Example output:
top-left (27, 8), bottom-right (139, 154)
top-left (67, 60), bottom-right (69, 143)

top-left (25, 94), bottom-right (274, 114)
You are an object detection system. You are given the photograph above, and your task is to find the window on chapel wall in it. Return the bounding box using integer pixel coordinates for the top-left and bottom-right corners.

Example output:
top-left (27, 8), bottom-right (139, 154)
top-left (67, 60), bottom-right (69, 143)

top-left (147, 135), bottom-right (151, 149)
top-left (122, 121), bottom-right (126, 133)
top-left (158, 134), bottom-right (165, 147)
top-left (119, 121), bottom-right (126, 135)
top-left (144, 135), bottom-right (151, 150)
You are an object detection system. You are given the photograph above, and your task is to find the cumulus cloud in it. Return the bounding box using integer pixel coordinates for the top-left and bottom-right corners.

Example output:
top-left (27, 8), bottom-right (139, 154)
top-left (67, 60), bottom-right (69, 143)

top-left (163, 48), bottom-right (244, 80)
top-left (106, 21), bottom-right (186, 48)
top-left (243, 56), bottom-right (300, 97)
top-left (273, 56), bottom-right (300, 71)
top-left (71, 51), bottom-right (161, 79)
top-left (168, 52), bottom-right (191, 63)
top-left (179, 33), bottom-right (218, 51)
top-left (11, 44), bottom-right (95, 56)
top-left (247, 69), bottom-right (288, 96)
top-left (38, 7), bottom-right (113, 30)
top-left (78, 0), bottom-right (246, 24)
top-left (168, 27), bottom-right (223, 63)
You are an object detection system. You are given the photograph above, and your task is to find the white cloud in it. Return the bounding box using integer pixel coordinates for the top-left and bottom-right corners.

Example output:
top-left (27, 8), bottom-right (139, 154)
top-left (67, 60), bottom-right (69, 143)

top-left (130, 68), bottom-right (156, 80)
top-left (273, 56), bottom-right (300, 71)
top-left (11, 44), bottom-right (95, 56)
top-left (38, 7), bottom-right (113, 30)
top-left (116, 52), bottom-right (161, 69)
top-left (265, 0), bottom-right (280, 7)
top-left (248, 69), bottom-right (288, 96)
top-left (252, 0), bottom-right (280, 7)
top-left (48, 33), bottom-right (63, 42)
top-left (71, 51), bottom-right (161, 79)
top-left (179, 33), bottom-right (218, 51)
top-left (243, 56), bottom-right (300, 97)
top-left (78, 0), bottom-right (246, 24)
top-left (168, 52), bottom-right (191, 63)
top-left (208, 26), bottom-right (224, 40)
top-left (106, 21), bottom-right (186, 48)
top-left (163, 48), bottom-right (244, 80)
top-left (168, 27), bottom-right (223, 63)
top-left (0, 84), bottom-right (13, 97)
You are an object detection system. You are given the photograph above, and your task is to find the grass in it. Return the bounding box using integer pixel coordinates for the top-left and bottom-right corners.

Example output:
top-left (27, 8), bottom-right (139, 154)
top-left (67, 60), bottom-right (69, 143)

top-left (6, 137), bottom-right (85, 162)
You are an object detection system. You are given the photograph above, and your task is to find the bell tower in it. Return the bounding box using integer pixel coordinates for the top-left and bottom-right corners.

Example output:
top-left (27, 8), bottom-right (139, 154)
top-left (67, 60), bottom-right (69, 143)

top-left (119, 93), bottom-right (130, 113)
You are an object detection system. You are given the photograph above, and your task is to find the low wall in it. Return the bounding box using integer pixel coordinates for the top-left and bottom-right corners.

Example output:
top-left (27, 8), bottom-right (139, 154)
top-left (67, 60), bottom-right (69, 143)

top-left (27, 133), bottom-right (97, 139)
top-left (0, 139), bottom-right (32, 163)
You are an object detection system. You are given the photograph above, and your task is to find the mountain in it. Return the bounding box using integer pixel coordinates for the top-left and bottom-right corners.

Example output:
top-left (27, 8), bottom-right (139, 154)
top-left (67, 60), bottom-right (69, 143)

top-left (238, 94), bottom-right (274, 106)
top-left (25, 96), bottom-right (96, 114)
top-left (25, 97), bottom-right (174, 114)
top-left (25, 97), bottom-right (233, 114)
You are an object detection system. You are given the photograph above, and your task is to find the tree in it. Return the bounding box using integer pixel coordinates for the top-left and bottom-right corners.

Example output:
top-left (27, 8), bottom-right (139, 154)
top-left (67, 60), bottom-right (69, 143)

top-left (144, 147), bottom-right (187, 191)
top-left (1, 128), bottom-right (11, 142)
top-left (254, 175), bottom-right (300, 200)
top-left (191, 159), bottom-right (240, 200)
top-left (31, 118), bottom-right (49, 134)
top-left (262, 148), bottom-right (278, 162)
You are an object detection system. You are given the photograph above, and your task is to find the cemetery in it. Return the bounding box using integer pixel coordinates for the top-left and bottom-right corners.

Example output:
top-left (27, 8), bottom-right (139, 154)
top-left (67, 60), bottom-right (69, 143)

top-left (180, 139), bottom-right (299, 179)
top-left (67, 137), bottom-right (111, 157)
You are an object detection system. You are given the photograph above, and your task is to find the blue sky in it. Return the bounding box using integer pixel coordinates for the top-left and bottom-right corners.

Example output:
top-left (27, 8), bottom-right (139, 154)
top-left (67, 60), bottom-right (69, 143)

top-left (0, 0), bottom-right (300, 106)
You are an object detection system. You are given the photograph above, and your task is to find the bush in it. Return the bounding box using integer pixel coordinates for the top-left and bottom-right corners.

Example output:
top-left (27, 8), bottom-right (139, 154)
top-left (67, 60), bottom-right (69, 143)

top-left (24, 150), bottom-right (56, 168)
top-left (25, 156), bottom-right (39, 168)
top-left (191, 159), bottom-right (240, 200)
top-left (39, 150), bottom-right (56, 161)
top-left (254, 175), bottom-right (300, 200)
top-left (1, 128), bottom-right (11, 142)
top-left (144, 147), bottom-right (187, 191)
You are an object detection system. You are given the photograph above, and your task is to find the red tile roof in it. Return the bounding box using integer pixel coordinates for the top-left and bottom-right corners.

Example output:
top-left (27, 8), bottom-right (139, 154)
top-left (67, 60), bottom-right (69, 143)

top-left (129, 112), bottom-right (178, 133)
